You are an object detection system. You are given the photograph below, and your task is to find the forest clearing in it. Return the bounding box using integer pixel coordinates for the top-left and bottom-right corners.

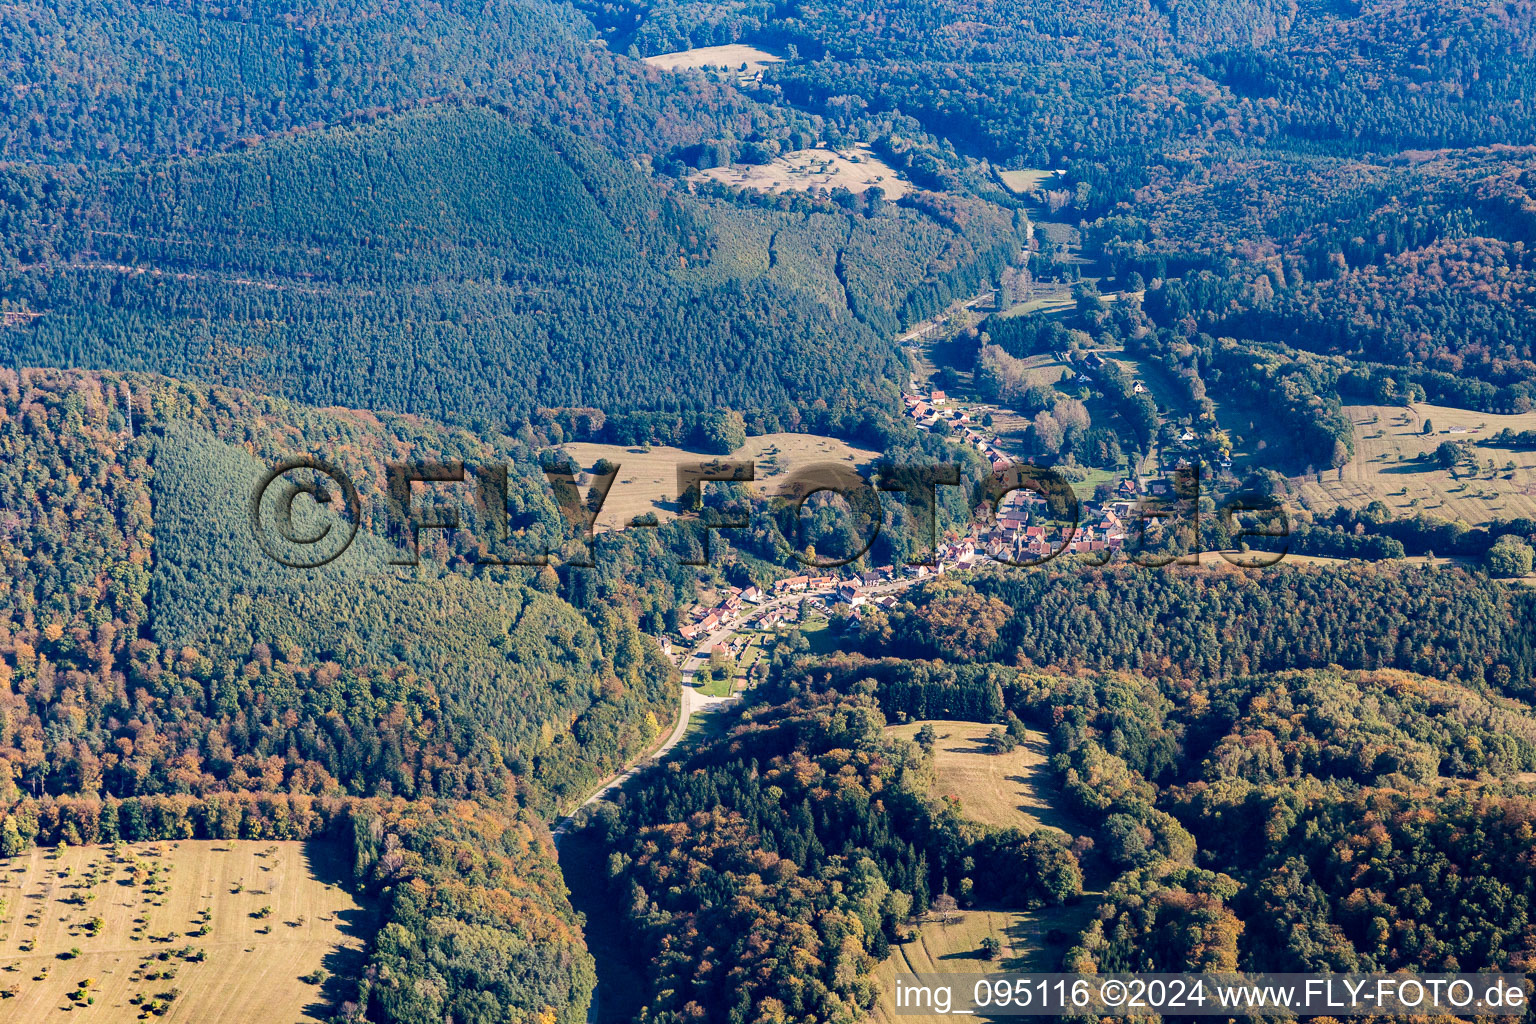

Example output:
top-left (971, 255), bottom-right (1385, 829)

top-left (691, 143), bottom-right (913, 198)
top-left (561, 432), bottom-right (879, 531)
top-left (1295, 403), bottom-right (1536, 525)
top-left (643, 44), bottom-right (781, 74)
top-left (0, 841), bottom-right (368, 1023)
top-left (874, 721), bottom-right (1095, 1022)
top-left (886, 720), bottom-right (1072, 835)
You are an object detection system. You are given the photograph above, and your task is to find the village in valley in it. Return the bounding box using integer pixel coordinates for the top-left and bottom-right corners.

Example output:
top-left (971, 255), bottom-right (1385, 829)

top-left (660, 346), bottom-right (1212, 700)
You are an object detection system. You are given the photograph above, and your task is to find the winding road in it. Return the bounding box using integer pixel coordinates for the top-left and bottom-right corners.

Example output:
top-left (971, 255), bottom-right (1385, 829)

top-left (550, 575), bottom-right (932, 838)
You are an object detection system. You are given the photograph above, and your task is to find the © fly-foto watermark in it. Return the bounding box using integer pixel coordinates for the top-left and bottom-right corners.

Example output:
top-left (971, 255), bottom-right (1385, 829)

top-left (249, 457), bottom-right (1291, 570)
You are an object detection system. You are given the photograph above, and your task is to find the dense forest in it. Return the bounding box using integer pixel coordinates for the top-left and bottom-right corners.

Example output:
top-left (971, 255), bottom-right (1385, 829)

top-left (751, 652), bottom-right (1536, 979)
top-left (0, 102), bottom-right (1023, 435)
top-left (856, 566), bottom-right (1536, 698)
top-left (0, 0), bottom-right (1033, 441)
top-left (0, 367), bottom-right (707, 1021)
top-left (0, 0), bottom-right (780, 166)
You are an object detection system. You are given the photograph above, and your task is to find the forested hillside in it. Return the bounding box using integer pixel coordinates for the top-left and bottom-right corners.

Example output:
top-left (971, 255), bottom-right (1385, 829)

top-left (2, 102), bottom-right (1023, 432)
top-left (0, 367), bottom-right (689, 810)
top-left (571, 0), bottom-right (1536, 442)
top-left (857, 566), bottom-right (1536, 697)
top-left (587, 625), bottom-right (1536, 1020)
top-left (4, 2), bottom-right (1535, 1022)
top-left (0, 0), bottom-right (770, 165)
top-left (579, 688), bottom-right (1083, 1023)
top-left (0, 0), bottom-right (1035, 437)
top-left (753, 653), bottom-right (1536, 981)
top-left (0, 366), bottom-right (699, 1021)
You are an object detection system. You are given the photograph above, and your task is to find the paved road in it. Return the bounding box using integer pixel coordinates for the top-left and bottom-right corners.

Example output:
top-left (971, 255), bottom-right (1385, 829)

top-left (553, 661), bottom-right (735, 833)
top-left (550, 576), bottom-right (931, 837)
top-left (897, 290), bottom-right (995, 344)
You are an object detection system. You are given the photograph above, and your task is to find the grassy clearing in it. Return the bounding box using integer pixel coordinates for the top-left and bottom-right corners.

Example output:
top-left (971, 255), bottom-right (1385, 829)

top-left (997, 294), bottom-right (1075, 318)
top-left (1066, 466), bottom-right (1115, 501)
top-left (642, 44), bottom-right (781, 74)
top-left (996, 168), bottom-right (1056, 195)
top-left (680, 707), bottom-right (731, 746)
top-left (1016, 354), bottom-right (1073, 390)
top-left (695, 671), bottom-right (735, 698)
top-left (1293, 403), bottom-right (1536, 526)
top-left (561, 432), bottom-right (878, 533)
top-left (737, 635), bottom-right (767, 678)
top-left (0, 840), bottom-right (369, 1023)
top-left (873, 721), bottom-right (1095, 1023)
top-left (869, 901), bottom-right (1102, 1024)
top-left (690, 143), bottom-right (913, 198)
top-left (885, 721), bottom-right (1074, 836)
top-left (1108, 354), bottom-right (1192, 421)
top-left (923, 352), bottom-right (1076, 458)
top-left (798, 616), bottom-right (841, 655)
top-left (1207, 390), bottom-right (1263, 475)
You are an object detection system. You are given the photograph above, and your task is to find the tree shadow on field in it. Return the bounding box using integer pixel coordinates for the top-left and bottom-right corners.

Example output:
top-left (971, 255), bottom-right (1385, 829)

top-left (942, 739), bottom-right (995, 757)
top-left (299, 837), bottom-right (381, 1021)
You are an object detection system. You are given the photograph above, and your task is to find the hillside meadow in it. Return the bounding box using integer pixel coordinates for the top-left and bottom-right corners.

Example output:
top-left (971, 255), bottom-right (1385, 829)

top-left (884, 720), bottom-right (1071, 835)
top-left (0, 840), bottom-right (370, 1023)
top-left (561, 431), bottom-right (879, 531)
top-left (1295, 403), bottom-right (1536, 525)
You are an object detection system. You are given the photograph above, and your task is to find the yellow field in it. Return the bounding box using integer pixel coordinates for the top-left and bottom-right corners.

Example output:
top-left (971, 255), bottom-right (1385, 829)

top-left (886, 721), bottom-right (1073, 835)
top-left (560, 432), bottom-right (879, 532)
top-left (1293, 403), bottom-right (1536, 526)
top-left (875, 721), bottom-right (1093, 1023)
top-left (691, 143), bottom-right (913, 198)
top-left (996, 168), bottom-right (1056, 195)
top-left (643, 44), bottom-right (781, 74)
top-left (997, 293), bottom-right (1075, 318)
top-left (0, 841), bottom-right (369, 1023)
top-left (870, 902), bottom-right (1101, 1024)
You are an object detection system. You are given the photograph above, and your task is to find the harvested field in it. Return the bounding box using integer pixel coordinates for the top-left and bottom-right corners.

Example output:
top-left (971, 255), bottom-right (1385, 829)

top-left (559, 432), bottom-right (879, 532)
top-left (691, 143), bottom-right (913, 198)
top-left (0, 840), bottom-right (370, 1023)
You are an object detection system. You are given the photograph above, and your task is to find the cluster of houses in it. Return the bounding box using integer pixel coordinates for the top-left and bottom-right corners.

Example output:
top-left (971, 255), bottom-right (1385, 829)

top-left (979, 486), bottom-right (1137, 560)
top-left (902, 381), bottom-right (1020, 474)
top-left (904, 388), bottom-right (971, 432)
top-left (672, 562), bottom-right (948, 650)
top-left (676, 583), bottom-right (769, 642)
top-left (662, 375), bottom-right (1201, 660)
